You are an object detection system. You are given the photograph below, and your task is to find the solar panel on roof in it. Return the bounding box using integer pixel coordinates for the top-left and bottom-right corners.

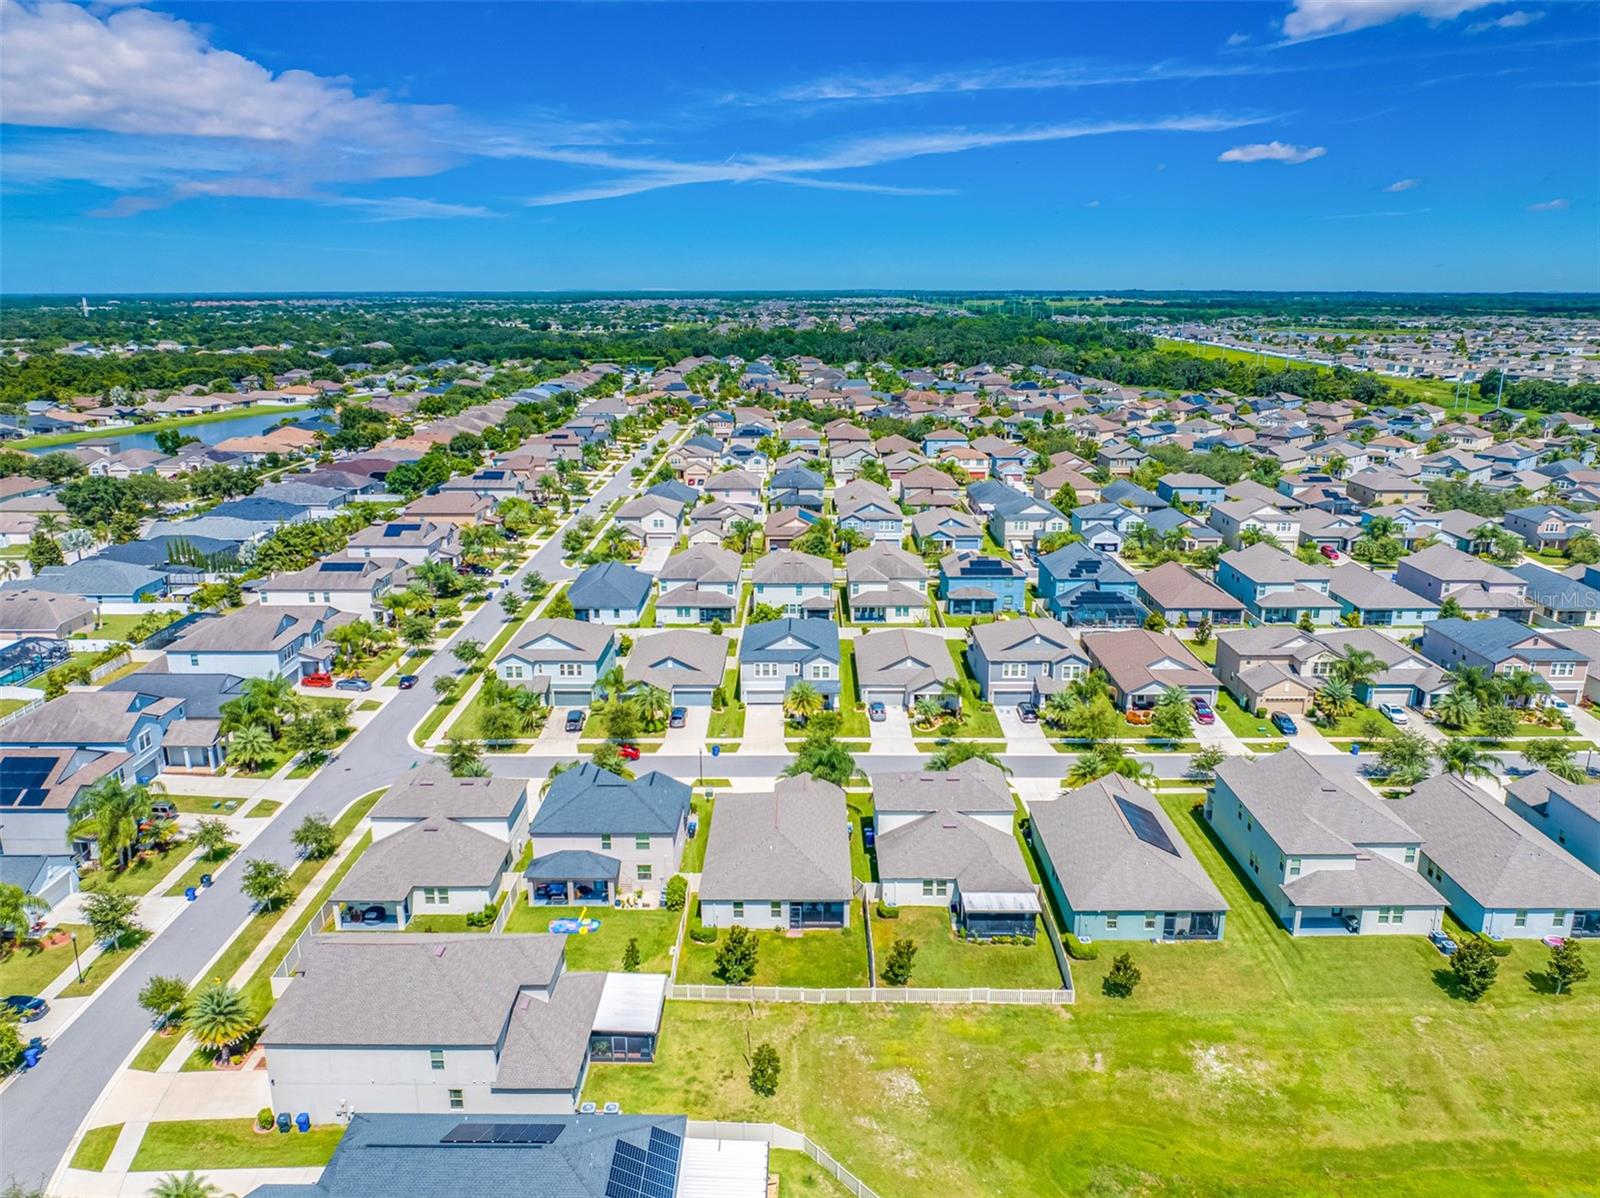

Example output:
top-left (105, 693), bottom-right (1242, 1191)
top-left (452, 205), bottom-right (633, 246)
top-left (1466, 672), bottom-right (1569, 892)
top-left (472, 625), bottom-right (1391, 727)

top-left (439, 1123), bottom-right (493, 1144)
top-left (0, 756), bottom-right (55, 809)
top-left (606, 1130), bottom-right (681, 1198)
top-left (1115, 795), bottom-right (1179, 857)
top-left (318, 561), bottom-right (365, 573)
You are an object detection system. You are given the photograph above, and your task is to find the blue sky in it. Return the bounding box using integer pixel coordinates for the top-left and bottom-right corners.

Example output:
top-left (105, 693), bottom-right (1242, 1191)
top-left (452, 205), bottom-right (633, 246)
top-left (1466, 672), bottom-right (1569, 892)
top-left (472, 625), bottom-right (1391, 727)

top-left (1, 0), bottom-right (1595, 293)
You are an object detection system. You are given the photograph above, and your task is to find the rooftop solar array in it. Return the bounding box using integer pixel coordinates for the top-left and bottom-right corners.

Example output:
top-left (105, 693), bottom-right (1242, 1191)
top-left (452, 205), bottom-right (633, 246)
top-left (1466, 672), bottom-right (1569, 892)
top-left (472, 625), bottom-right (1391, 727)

top-left (1115, 795), bottom-right (1179, 857)
top-left (604, 1126), bottom-right (681, 1198)
top-left (437, 1122), bottom-right (564, 1145)
top-left (0, 756), bottom-right (55, 809)
top-left (958, 557), bottom-right (1018, 576)
top-left (318, 561), bottom-right (366, 573)
top-left (383, 522), bottom-right (423, 536)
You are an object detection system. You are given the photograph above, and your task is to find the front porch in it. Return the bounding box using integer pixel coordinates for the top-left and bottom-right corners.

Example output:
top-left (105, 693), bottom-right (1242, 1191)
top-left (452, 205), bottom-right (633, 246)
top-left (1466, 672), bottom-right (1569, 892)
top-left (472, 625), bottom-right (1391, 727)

top-left (525, 849), bottom-right (621, 908)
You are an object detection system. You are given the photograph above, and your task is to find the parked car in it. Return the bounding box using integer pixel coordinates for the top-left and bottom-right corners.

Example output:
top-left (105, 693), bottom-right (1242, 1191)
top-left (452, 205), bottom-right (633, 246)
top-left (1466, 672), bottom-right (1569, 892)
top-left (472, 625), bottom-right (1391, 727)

top-left (669, 707), bottom-right (686, 729)
top-left (3, 995), bottom-right (47, 1023)
top-left (1378, 702), bottom-right (1409, 725)
top-left (564, 710), bottom-right (586, 733)
top-left (1319, 544), bottom-right (1341, 561)
top-left (1017, 701), bottom-right (1038, 723)
top-left (617, 743), bottom-right (641, 761)
top-left (1191, 698), bottom-right (1216, 725)
top-left (397, 675), bottom-right (418, 689)
top-left (1270, 712), bottom-right (1298, 735)
top-left (867, 701), bottom-right (887, 722)
top-left (1429, 930), bottom-right (1459, 957)
top-left (1545, 696), bottom-right (1571, 711)
top-left (335, 677), bottom-right (372, 693)
top-left (300, 672), bottom-right (333, 688)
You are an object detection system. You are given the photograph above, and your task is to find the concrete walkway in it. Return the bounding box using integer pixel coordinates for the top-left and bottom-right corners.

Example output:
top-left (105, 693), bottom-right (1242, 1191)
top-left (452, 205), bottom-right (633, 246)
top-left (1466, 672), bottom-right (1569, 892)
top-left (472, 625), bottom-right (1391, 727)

top-left (743, 705), bottom-right (788, 754)
top-left (58, 1165), bottom-right (323, 1198)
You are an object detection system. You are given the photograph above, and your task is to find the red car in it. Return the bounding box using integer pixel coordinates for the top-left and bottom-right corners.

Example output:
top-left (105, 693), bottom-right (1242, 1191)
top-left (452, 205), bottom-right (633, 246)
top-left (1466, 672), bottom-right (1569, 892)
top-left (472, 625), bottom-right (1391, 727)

top-left (1319, 544), bottom-right (1341, 561)
top-left (300, 672), bottom-right (333, 688)
top-left (1191, 698), bottom-right (1216, 725)
top-left (616, 743), bottom-right (641, 761)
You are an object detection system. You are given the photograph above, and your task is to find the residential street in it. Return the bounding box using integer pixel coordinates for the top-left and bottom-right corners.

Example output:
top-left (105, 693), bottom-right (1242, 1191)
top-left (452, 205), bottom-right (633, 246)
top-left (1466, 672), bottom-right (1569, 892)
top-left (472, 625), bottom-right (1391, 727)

top-left (2, 431), bottom-right (674, 1193)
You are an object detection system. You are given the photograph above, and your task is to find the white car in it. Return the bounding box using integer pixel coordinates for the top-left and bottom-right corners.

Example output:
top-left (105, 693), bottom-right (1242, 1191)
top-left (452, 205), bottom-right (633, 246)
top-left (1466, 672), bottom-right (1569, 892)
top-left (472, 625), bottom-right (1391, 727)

top-left (1378, 703), bottom-right (1409, 725)
top-left (1546, 697), bottom-right (1571, 711)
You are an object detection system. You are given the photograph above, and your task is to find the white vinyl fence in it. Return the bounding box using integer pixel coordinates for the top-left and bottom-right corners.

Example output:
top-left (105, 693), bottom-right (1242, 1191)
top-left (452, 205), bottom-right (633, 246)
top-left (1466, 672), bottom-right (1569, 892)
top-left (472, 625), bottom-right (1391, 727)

top-left (686, 1121), bottom-right (882, 1198)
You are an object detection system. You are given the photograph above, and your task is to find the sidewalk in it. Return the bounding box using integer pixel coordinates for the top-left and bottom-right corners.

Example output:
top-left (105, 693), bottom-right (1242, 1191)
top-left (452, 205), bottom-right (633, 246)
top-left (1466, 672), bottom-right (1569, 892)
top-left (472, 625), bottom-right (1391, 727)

top-left (57, 1165), bottom-right (322, 1198)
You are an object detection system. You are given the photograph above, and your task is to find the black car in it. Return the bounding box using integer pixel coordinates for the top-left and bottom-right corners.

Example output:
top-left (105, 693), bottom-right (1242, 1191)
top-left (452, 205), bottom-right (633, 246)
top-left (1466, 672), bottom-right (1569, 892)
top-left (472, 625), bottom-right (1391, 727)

top-left (3, 995), bottom-right (47, 1022)
top-left (564, 710), bottom-right (586, 733)
top-left (669, 706), bottom-right (687, 729)
top-left (397, 675), bottom-right (418, 690)
top-left (1017, 702), bottom-right (1039, 723)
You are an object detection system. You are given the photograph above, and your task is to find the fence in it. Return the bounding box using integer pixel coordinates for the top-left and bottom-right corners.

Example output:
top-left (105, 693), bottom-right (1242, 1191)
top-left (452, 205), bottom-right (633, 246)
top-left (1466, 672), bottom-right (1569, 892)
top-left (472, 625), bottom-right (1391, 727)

top-left (87, 651), bottom-right (132, 682)
top-left (685, 1121), bottom-right (881, 1198)
top-left (667, 983), bottom-right (1073, 1005)
top-left (0, 695), bottom-right (42, 729)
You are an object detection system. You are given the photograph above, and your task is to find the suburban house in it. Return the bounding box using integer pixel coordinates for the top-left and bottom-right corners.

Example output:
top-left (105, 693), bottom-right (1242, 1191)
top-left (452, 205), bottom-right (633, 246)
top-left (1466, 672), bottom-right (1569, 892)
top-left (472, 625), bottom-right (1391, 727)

top-left (1394, 774), bottom-right (1600, 941)
top-left (1071, 503), bottom-right (1143, 554)
top-left (1157, 472), bottom-right (1228, 508)
top-left (966, 617), bottom-right (1089, 706)
top-left (1101, 480), bottom-right (1167, 514)
top-left (1507, 771), bottom-right (1600, 880)
top-left (0, 690), bottom-right (184, 787)
top-left (567, 561), bottom-right (652, 625)
top-left (1096, 440), bottom-right (1148, 476)
top-left (1207, 750), bottom-right (1444, 936)
top-left (872, 759), bottom-right (1041, 939)
top-left (16, 560), bottom-right (168, 604)
top-left (1296, 509), bottom-right (1365, 555)
top-left (969, 482), bottom-right (1068, 550)
top-left (622, 629), bottom-right (729, 708)
top-left (835, 481), bottom-right (905, 544)
top-left (1134, 562), bottom-right (1246, 626)
top-left (972, 435), bottom-right (1032, 484)
top-left (1393, 545), bottom-right (1531, 619)
top-left (0, 589), bottom-right (96, 639)
top-left (166, 604), bottom-right (345, 681)
top-left (494, 618), bottom-right (618, 708)
top-left (262, 935), bottom-right (666, 1119)
top-left (845, 544), bottom-right (929, 623)
top-left (1032, 775), bottom-right (1228, 942)
top-left (763, 506), bottom-right (818, 551)
top-left (853, 628), bottom-right (958, 710)
top-left (0, 746), bottom-right (127, 883)
top-left (1503, 505), bottom-right (1591, 551)
top-left (910, 509), bottom-right (984, 554)
top-left (1037, 542), bottom-right (1145, 627)
top-left (768, 466), bottom-right (825, 511)
top-left (1206, 499), bottom-right (1301, 552)
top-left (1419, 617), bottom-right (1588, 704)
top-left (937, 551), bottom-right (1027, 617)
top-left (898, 464), bottom-right (963, 510)
top-left (1511, 563), bottom-right (1600, 627)
top-left (738, 618), bottom-right (841, 708)
top-left (655, 545), bottom-right (741, 626)
top-left (750, 551), bottom-right (835, 618)
top-left (697, 774), bottom-right (854, 930)
top-left (1216, 626), bottom-right (1451, 716)
top-left (1215, 544), bottom-right (1341, 626)
top-left (529, 764), bottom-right (690, 895)
top-left (1082, 629), bottom-right (1217, 713)
top-left (1327, 563), bottom-right (1440, 627)
top-left (333, 769), bottom-right (527, 930)
top-left (347, 519), bottom-right (461, 565)
top-left (702, 469), bottom-right (764, 509)
top-left (613, 494), bottom-right (685, 548)
top-left (252, 556), bottom-right (408, 622)
top-left (1345, 469), bottom-right (1430, 508)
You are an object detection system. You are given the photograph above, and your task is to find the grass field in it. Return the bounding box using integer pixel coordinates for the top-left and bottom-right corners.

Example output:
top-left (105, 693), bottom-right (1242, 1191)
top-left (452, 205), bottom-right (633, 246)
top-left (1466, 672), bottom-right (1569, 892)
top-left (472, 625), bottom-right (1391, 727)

top-left (872, 907), bottom-right (1063, 990)
top-left (129, 1119), bottom-right (343, 1171)
top-left (585, 791), bottom-right (1600, 1197)
top-left (78, 841), bottom-right (192, 897)
top-left (69, 1124), bottom-right (123, 1172)
top-left (505, 903), bottom-right (682, 973)
top-left (0, 923), bottom-right (91, 997)
top-left (1215, 690), bottom-right (1282, 740)
top-left (771, 1149), bottom-right (856, 1196)
top-left (677, 916), bottom-right (869, 988)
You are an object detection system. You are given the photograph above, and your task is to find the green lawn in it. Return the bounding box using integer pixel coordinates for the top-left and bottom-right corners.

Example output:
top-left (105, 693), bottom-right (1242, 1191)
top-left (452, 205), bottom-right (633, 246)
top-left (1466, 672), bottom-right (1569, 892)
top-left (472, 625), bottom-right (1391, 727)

top-left (708, 700), bottom-right (745, 740)
top-left (682, 796), bottom-right (714, 871)
top-left (0, 923), bottom-right (91, 997)
top-left (1215, 690), bottom-right (1281, 740)
top-left (78, 840), bottom-right (193, 897)
top-left (129, 1119), bottom-right (344, 1172)
top-left (505, 903), bottom-right (683, 973)
top-left (163, 845), bottom-right (238, 897)
top-left (846, 792), bottom-right (875, 883)
top-left (0, 697), bottom-right (29, 719)
top-left (771, 1149), bottom-right (857, 1197)
top-left (163, 794), bottom-right (244, 814)
top-left (677, 915), bottom-right (869, 988)
top-left (873, 906), bottom-right (1062, 990)
top-left (587, 791), bottom-right (1600, 1196)
top-left (76, 612), bottom-right (181, 643)
top-left (59, 934), bottom-right (146, 997)
top-left (245, 799), bottom-right (282, 818)
top-left (356, 644), bottom-right (405, 683)
top-left (1185, 637), bottom-right (1217, 664)
top-left (69, 1124), bottom-right (123, 1172)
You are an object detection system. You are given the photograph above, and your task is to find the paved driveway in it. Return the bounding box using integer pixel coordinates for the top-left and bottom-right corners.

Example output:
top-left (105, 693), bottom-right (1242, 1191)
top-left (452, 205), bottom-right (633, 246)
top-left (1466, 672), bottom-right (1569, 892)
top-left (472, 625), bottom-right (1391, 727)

top-left (997, 706), bottom-right (1051, 754)
top-left (638, 541), bottom-right (672, 574)
top-left (869, 706), bottom-right (919, 754)
top-left (743, 704), bottom-right (789, 753)
top-left (660, 705), bottom-right (712, 754)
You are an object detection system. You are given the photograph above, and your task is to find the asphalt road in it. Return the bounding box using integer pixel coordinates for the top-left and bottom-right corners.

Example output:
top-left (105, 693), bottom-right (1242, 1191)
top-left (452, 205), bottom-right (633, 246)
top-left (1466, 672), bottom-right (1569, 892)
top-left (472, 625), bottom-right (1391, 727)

top-left (0, 429), bottom-right (673, 1191)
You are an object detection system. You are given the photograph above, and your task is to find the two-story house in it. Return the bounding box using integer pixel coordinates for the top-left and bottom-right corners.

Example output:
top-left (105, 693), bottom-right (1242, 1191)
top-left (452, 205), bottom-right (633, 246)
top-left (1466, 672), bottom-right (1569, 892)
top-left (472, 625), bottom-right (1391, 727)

top-left (1394, 545), bottom-right (1530, 620)
top-left (530, 764), bottom-right (690, 895)
top-left (1037, 542), bottom-right (1145, 627)
top-left (494, 618), bottom-right (618, 708)
top-left (938, 551), bottom-right (1027, 617)
top-left (1508, 771), bottom-right (1600, 888)
top-left (1216, 625), bottom-right (1451, 716)
top-left (0, 690), bottom-right (184, 788)
top-left (966, 616), bottom-right (1089, 706)
top-left (750, 551), bottom-right (835, 618)
top-left (347, 518), bottom-right (461, 566)
top-left (251, 556), bottom-right (408, 623)
top-left (166, 604), bottom-right (345, 681)
top-left (1156, 472), bottom-right (1228, 508)
top-left (1215, 544), bottom-right (1341, 626)
top-left (910, 509), bottom-right (984, 554)
top-left (835, 480), bottom-right (905, 544)
top-left (1207, 749), bottom-right (1444, 936)
top-left (567, 561), bottom-right (652, 625)
top-left (1206, 499), bottom-right (1301, 552)
top-left (613, 494), bottom-right (686, 548)
top-left (739, 618), bottom-right (841, 707)
top-left (1511, 563), bottom-right (1600, 628)
top-left (1503, 505), bottom-right (1591, 552)
top-left (969, 482), bottom-right (1067, 550)
top-left (844, 544), bottom-right (928, 624)
top-left (1419, 617), bottom-right (1588, 705)
top-left (654, 545), bottom-right (741, 626)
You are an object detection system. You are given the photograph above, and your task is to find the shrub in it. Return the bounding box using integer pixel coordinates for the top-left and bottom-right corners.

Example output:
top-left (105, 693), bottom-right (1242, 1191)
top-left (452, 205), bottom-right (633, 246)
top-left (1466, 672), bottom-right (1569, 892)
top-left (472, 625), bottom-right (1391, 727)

top-left (688, 921), bottom-right (717, 945)
top-left (881, 937), bottom-right (918, 986)
top-left (748, 1042), bottom-right (781, 1097)
top-left (1481, 936), bottom-right (1513, 958)
top-left (622, 938), bottom-right (641, 973)
top-left (710, 687), bottom-right (727, 711)
top-left (663, 875), bottom-right (688, 912)
top-left (709, 618), bottom-right (724, 636)
top-left (464, 902), bottom-right (499, 929)
top-left (1103, 951), bottom-right (1142, 998)
top-left (1451, 936), bottom-right (1500, 1000)
top-left (257, 1107), bottom-right (275, 1131)
top-left (713, 925), bottom-right (759, 984)
top-left (1064, 933), bottom-right (1099, 961)
top-left (875, 900), bottom-right (900, 919)
top-left (1253, 707), bottom-right (1268, 720)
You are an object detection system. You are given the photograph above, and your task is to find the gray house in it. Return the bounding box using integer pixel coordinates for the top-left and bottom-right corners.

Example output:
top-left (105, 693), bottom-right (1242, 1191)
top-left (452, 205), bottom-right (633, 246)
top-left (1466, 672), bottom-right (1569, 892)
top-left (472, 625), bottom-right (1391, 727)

top-left (494, 618), bottom-right (618, 708)
top-left (623, 629), bottom-right (728, 707)
top-left (567, 561), bottom-right (652, 625)
top-left (751, 551), bottom-right (835, 618)
top-left (655, 545), bottom-right (741, 626)
top-left (966, 616), bottom-right (1089, 706)
top-left (698, 774), bottom-right (854, 930)
top-left (853, 628), bottom-right (958, 710)
top-left (529, 764), bottom-right (690, 895)
top-left (1394, 774), bottom-right (1600, 940)
top-left (1507, 771), bottom-right (1600, 886)
top-left (738, 618), bottom-right (841, 707)
top-left (1032, 775), bottom-right (1227, 942)
top-left (844, 543), bottom-right (929, 624)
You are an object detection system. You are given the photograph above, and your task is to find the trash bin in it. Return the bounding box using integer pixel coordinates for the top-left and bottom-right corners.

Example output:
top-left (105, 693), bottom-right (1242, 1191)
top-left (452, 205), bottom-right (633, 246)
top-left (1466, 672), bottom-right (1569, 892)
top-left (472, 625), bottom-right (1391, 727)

top-left (276, 1113), bottom-right (292, 1134)
top-left (296, 1113), bottom-right (311, 1133)
top-left (185, 887), bottom-right (197, 902)
top-left (22, 1047), bottom-right (39, 1070)
top-left (200, 874), bottom-right (213, 888)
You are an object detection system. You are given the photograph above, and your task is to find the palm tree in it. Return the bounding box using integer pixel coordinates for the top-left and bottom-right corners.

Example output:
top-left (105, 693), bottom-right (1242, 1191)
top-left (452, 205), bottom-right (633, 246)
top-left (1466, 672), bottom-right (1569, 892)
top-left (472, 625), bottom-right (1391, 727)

top-left (1431, 689), bottom-right (1480, 731)
top-left (1066, 744), bottom-right (1155, 788)
top-left (726, 517), bottom-right (759, 554)
top-left (1500, 667), bottom-right (1549, 710)
top-left (0, 881), bottom-right (48, 936)
top-left (1313, 676), bottom-right (1355, 723)
top-left (912, 695), bottom-right (943, 728)
top-left (68, 775), bottom-right (154, 869)
top-left (597, 665), bottom-right (628, 703)
top-left (148, 1172), bottom-right (228, 1198)
top-left (1334, 648), bottom-right (1383, 690)
top-left (782, 681), bottom-right (824, 725)
top-left (445, 738), bottom-right (489, 778)
top-left (1068, 669), bottom-right (1110, 705)
top-left (631, 682), bottom-right (671, 732)
top-left (926, 743), bottom-right (1007, 772)
top-left (226, 724), bottom-right (275, 773)
top-left (1436, 737), bottom-right (1495, 781)
top-left (1520, 738), bottom-right (1586, 784)
top-left (1040, 691), bottom-right (1078, 729)
top-left (187, 982), bottom-right (255, 1063)
top-left (1447, 665), bottom-right (1497, 707)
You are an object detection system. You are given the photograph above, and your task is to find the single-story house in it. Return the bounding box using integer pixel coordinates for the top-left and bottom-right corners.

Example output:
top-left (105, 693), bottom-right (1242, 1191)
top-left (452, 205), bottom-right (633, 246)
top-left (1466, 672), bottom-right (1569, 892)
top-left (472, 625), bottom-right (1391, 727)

top-left (623, 629), bottom-right (729, 707)
top-left (567, 561), bottom-right (652, 625)
top-left (853, 628), bottom-right (958, 710)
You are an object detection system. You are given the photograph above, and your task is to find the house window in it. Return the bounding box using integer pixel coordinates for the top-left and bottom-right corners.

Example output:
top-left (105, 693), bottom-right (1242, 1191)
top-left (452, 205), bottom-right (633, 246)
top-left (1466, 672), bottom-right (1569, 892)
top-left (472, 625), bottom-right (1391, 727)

top-left (1001, 662), bottom-right (1028, 679)
top-left (1105, 913), bottom-right (1119, 929)
top-left (1550, 662), bottom-right (1575, 678)
top-left (189, 655), bottom-right (200, 667)
top-left (1514, 910), bottom-right (1528, 927)
top-left (922, 879), bottom-right (935, 897)
top-left (635, 834), bottom-right (650, 851)
top-left (429, 1049), bottom-right (444, 1071)
top-left (637, 865), bottom-right (652, 881)
top-left (810, 664), bottom-right (832, 680)
top-left (448, 1089), bottom-right (464, 1110)
top-left (137, 730), bottom-right (153, 752)
top-left (1248, 852), bottom-right (1259, 876)
top-left (1288, 858), bottom-right (1301, 878)
top-left (1554, 909), bottom-right (1567, 924)
top-left (754, 662), bottom-right (781, 679)
top-left (1060, 664), bottom-right (1084, 681)
top-left (770, 901), bottom-right (783, 919)
top-left (732, 901), bottom-right (745, 919)
top-left (600, 834), bottom-right (612, 850)
top-left (559, 663), bottom-right (582, 677)
top-left (504, 664), bottom-right (525, 680)
top-left (1404, 847), bottom-right (1417, 865)
top-left (1144, 912), bottom-right (1156, 931)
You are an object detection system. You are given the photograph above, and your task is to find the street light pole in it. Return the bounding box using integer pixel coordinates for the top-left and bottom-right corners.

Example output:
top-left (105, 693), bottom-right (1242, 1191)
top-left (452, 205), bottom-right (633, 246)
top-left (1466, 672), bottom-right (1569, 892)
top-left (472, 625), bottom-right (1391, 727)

top-left (70, 930), bottom-right (83, 985)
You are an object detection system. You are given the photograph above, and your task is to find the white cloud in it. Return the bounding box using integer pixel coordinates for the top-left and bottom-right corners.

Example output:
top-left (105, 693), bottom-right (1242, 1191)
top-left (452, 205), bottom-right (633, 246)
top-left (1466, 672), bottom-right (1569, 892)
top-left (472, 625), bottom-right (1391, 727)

top-left (1282, 0), bottom-right (1505, 40)
top-left (1226, 32), bottom-right (1252, 46)
top-left (1084, 199), bottom-right (1101, 208)
top-left (1323, 208), bottom-right (1432, 219)
top-left (1385, 177), bottom-right (1423, 191)
top-left (1467, 9), bottom-right (1545, 32)
top-left (520, 114), bottom-right (1268, 206)
top-left (1218, 141), bottom-right (1327, 164)
top-left (1528, 197), bottom-right (1569, 211)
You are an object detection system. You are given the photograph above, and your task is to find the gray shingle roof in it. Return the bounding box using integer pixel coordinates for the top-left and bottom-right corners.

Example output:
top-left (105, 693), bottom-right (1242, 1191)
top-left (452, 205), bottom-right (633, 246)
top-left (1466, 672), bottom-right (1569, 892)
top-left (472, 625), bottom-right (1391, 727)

top-left (1512, 562), bottom-right (1600, 611)
top-left (751, 551), bottom-right (834, 586)
top-left (498, 618), bottom-right (614, 666)
top-left (969, 616), bottom-right (1083, 664)
top-left (371, 766), bottom-right (527, 821)
top-left (334, 818), bottom-right (510, 902)
top-left (623, 629), bottom-right (729, 691)
top-left (699, 774), bottom-right (853, 903)
top-left (1328, 563), bottom-right (1440, 612)
top-left (567, 561), bottom-right (651, 611)
top-left (1215, 749), bottom-right (1422, 855)
top-left (532, 764), bottom-right (689, 837)
top-left (739, 618), bottom-right (839, 664)
top-left (853, 629), bottom-right (955, 692)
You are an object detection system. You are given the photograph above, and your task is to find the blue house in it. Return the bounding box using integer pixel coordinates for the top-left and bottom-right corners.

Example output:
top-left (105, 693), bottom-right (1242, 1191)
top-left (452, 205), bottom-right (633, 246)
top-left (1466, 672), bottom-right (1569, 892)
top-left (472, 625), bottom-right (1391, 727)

top-left (1100, 480), bottom-right (1168, 514)
top-left (739, 618), bottom-right (842, 708)
top-left (17, 559), bottom-right (169, 603)
top-left (938, 551), bottom-right (1027, 616)
top-left (1156, 472), bottom-right (1226, 509)
top-left (1215, 544), bottom-right (1341, 626)
top-left (910, 510), bottom-right (984, 554)
top-left (1037, 543), bottom-right (1145, 627)
top-left (970, 483), bottom-right (1068, 550)
top-left (922, 428), bottom-right (968, 456)
top-left (768, 466), bottom-right (825, 511)
top-left (566, 561), bottom-right (652, 625)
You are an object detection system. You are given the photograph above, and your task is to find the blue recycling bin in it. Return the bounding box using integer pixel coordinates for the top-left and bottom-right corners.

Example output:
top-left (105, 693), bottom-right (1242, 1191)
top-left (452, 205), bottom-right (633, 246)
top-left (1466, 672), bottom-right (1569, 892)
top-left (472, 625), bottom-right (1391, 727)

top-left (1351, 742), bottom-right (1361, 756)
top-left (276, 1113), bottom-right (292, 1134)
top-left (295, 1113), bottom-right (311, 1133)
top-left (710, 744), bottom-right (721, 757)
top-left (22, 1047), bottom-right (40, 1070)
top-left (185, 887), bottom-right (197, 902)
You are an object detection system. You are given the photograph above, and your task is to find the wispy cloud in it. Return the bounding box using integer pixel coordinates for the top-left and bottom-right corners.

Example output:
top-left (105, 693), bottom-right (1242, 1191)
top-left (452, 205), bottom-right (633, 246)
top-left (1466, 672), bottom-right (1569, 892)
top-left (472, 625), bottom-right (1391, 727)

top-left (518, 114), bottom-right (1269, 206)
top-left (1218, 141), bottom-right (1327, 164)
top-left (1225, 32), bottom-right (1252, 46)
top-left (1282, 0), bottom-right (1506, 42)
top-left (1528, 197), bottom-right (1569, 211)
top-left (1323, 208), bottom-right (1433, 219)
top-left (1468, 9), bottom-right (1544, 32)
top-left (1385, 177), bottom-right (1423, 191)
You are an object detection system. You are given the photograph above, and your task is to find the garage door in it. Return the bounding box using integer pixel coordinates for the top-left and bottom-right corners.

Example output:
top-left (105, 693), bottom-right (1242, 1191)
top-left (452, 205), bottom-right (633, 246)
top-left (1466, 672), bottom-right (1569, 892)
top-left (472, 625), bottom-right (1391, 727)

top-left (672, 687), bottom-right (715, 708)
top-left (1260, 694), bottom-right (1310, 714)
top-left (861, 686), bottom-right (906, 708)
top-left (552, 686), bottom-right (592, 707)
